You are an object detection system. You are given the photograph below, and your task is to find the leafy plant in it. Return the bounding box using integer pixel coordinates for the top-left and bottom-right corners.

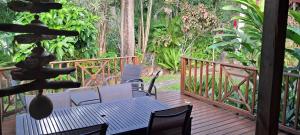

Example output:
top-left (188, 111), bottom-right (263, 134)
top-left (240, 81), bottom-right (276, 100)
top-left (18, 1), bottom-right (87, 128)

top-left (157, 48), bottom-right (181, 73)
top-left (13, 0), bottom-right (100, 61)
top-left (210, 0), bottom-right (263, 67)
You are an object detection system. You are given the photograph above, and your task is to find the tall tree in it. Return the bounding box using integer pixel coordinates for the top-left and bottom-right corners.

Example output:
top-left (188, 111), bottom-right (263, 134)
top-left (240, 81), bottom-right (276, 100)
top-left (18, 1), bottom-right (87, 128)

top-left (120, 0), bottom-right (135, 57)
top-left (143, 0), bottom-right (153, 55)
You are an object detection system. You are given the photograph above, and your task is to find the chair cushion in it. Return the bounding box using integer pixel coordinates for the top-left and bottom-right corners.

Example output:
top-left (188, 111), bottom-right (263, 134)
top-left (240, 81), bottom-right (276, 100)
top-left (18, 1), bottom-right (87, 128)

top-left (98, 83), bottom-right (133, 103)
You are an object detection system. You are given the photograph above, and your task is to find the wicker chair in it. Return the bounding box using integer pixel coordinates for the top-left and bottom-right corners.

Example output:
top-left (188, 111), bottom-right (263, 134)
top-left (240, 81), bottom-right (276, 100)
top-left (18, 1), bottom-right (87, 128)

top-left (147, 105), bottom-right (193, 135)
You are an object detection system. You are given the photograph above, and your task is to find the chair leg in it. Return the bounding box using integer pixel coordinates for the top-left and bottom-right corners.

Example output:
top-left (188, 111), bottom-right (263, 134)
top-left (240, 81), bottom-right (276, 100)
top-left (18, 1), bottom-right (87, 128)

top-left (154, 86), bottom-right (157, 99)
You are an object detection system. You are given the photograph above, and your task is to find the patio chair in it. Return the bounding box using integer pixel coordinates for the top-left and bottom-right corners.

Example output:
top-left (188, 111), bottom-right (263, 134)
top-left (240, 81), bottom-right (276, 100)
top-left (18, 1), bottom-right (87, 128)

top-left (103, 64), bottom-right (143, 85)
top-left (65, 87), bottom-right (100, 106)
top-left (127, 71), bottom-right (161, 99)
top-left (98, 83), bottom-right (133, 103)
top-left (24, 91), bottom-right (71, 111)
top-left (147, 105), bottom-right (193, 135)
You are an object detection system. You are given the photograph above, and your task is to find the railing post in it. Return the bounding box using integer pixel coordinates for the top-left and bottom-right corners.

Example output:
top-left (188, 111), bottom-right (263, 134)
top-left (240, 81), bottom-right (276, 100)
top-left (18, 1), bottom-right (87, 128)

top-left (133, 56), bottom-right (139, 65)
top-left (218, 64), bottom-right (223, 102)
top-left (180, 57), bottom-right (187, 95)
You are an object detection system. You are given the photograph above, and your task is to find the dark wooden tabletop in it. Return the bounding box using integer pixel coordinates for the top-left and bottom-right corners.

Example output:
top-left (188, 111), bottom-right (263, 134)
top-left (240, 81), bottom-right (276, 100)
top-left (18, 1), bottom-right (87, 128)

top-left (16, 97), bottom-right (169, 135)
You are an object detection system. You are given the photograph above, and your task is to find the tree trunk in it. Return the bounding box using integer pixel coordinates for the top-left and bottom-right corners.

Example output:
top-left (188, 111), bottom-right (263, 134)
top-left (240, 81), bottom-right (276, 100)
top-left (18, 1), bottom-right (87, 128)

top-left (120, 0), bottom-right (135, 57)
top-left (98, 2), bottom-right (108, 55)
top-left (139, 0), bottom-right (145, 52)
top-left (99, 22), bottom-right (107, 54)
top-left (143, 0), bottom-right (153, 55)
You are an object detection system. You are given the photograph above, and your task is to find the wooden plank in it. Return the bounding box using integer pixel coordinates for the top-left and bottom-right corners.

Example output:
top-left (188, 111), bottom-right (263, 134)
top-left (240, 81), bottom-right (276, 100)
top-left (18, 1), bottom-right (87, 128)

top-left (255, 0), bottom-right (289, 134)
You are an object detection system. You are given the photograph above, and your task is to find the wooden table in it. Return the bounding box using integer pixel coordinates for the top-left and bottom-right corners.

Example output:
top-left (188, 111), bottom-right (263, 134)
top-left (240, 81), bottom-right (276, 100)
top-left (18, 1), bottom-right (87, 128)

top-left (16, 97), bottom-right (168, 135)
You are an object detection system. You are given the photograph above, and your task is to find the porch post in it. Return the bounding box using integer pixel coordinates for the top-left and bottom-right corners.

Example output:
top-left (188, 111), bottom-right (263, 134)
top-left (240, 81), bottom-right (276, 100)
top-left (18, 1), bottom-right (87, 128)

top-left (255, 0), bottom-right (289, 135)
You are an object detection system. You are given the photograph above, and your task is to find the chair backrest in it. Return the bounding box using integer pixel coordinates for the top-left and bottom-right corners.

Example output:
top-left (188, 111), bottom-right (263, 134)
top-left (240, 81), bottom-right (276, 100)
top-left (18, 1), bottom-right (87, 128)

top-left (98, 83), bottom-right (133, 103)
top-left (147, 71), bottom-right (161, 93)
top-left (120, 64), bottom-right (142, 83)
top-left (25, 91), bottom-right (71, 112)
top-left (147, 105), bottom-right (193, 135)
top-left (80, 123), bottom-right (108, 135)
top-left (66, 87), bottom-right (100, 106)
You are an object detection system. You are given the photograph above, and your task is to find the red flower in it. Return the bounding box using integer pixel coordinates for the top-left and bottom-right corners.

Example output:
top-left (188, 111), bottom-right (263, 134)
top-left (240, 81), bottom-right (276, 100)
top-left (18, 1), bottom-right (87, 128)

top-left (233, 20), bottom-right (238, 29)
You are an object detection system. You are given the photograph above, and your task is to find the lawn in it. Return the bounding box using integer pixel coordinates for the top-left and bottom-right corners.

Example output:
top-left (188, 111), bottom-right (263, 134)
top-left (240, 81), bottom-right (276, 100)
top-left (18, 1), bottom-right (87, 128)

top-left (142, 73), bottom-right (180, 91)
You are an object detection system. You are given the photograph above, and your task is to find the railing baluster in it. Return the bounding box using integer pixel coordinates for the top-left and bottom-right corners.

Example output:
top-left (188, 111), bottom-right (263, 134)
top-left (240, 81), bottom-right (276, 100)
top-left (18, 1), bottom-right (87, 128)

top-left (252, 71), bottom-right (257, 114)
top-left (126, 57), bottom-right (129, 64)
top-left (224, 73), bottom-right (228, 100)
top-left (295, 79), bottom-right (300, 129)
top-left (205, 62), bottom-right (209, 98)
top-left (102, 61), bottom-right (105, 83)
top-left (75, 62), bottom-right (78, 81)
top-left (120, 58), bottom-right (124, 73)
top-left (67, 63), bottom-right (70, 80)
top-left (114, 59), bottom-right (117, 84)
top-left (108, 60), bottom-right (111, 80)
top-left (188, 59), bottom-right (192, 93)
top-left (81, 67), bottom-right (85, 86)
top-left (180, 57), bottom-right (187, 94)
top-left (199, 61), bottom-right (203, 96)
top-left (282, 76), bottom-right (289, 126)
top-left (218, 64), bottom-right (223, 102)
top-left (211, 63), bottom-right (215, 100)
top-left (59, 64), bottom-right (62, 80)
top-left (245, 78), bottom-right (249, 104)
top-left (193, 60), bottom-right (197, 94)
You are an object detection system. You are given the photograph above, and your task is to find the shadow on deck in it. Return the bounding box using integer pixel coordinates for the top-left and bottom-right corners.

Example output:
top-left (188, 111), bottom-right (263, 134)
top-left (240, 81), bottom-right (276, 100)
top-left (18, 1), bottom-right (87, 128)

top-left (3, 91), bottom-right (287, 135)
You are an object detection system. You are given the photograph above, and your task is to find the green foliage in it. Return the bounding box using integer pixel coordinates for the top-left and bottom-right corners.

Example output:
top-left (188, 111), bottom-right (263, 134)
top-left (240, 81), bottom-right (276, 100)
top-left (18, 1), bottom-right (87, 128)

top-left (189, 0), bottom-right (233, 23)
top-left (149, 17), bottom-right (183, 51)
top-left (191, 36), bottom-right (216, 60)
top-left (211, 0), bottom-right (264, 67)
top-left (157, 48), bottom-right (181, 73)
top-left (13, 0), bottom-right (100, 61)
top-left (212, 0), bottom-right (300, 68)
top-left (98, 51), bottom-right (118, 58)
top-left (0, 0), bottom-right (17, 66)
top-left (149, 2), bottom-right (219, 71)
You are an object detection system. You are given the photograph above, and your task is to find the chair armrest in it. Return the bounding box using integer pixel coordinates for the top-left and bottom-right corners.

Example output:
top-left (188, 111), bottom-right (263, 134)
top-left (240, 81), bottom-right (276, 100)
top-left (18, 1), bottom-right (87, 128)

top-left (74, 99), bottom-right (100, 106)
top-left (148, 85), bottom-right (157, 95)
top-left (126, 79), bottom-right (145, 91)
top-left (125, 79), bottom-right (144, 83)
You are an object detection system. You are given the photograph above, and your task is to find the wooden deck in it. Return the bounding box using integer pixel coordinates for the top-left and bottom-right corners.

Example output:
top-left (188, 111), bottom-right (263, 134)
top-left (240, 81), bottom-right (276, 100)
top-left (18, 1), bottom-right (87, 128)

top-left (157, 91), bottom-right (287, 135)
top-left (2, 91), bottom-right (288, 135)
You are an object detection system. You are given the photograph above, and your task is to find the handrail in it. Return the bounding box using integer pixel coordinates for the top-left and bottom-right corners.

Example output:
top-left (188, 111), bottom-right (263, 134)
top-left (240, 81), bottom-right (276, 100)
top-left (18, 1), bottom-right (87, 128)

top-left (181, 56), bottom-right (257, 71)
top-left (0, 56), bottom-right (138, 69)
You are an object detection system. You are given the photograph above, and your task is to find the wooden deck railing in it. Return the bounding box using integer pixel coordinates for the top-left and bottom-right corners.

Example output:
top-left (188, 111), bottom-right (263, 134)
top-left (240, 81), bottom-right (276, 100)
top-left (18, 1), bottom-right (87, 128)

top-left (181, 56), bottom-right (300, 134)
top-left (0, 56), bottom-right (138, 119)
top-left (280, 73), bottom-right (300, 134)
